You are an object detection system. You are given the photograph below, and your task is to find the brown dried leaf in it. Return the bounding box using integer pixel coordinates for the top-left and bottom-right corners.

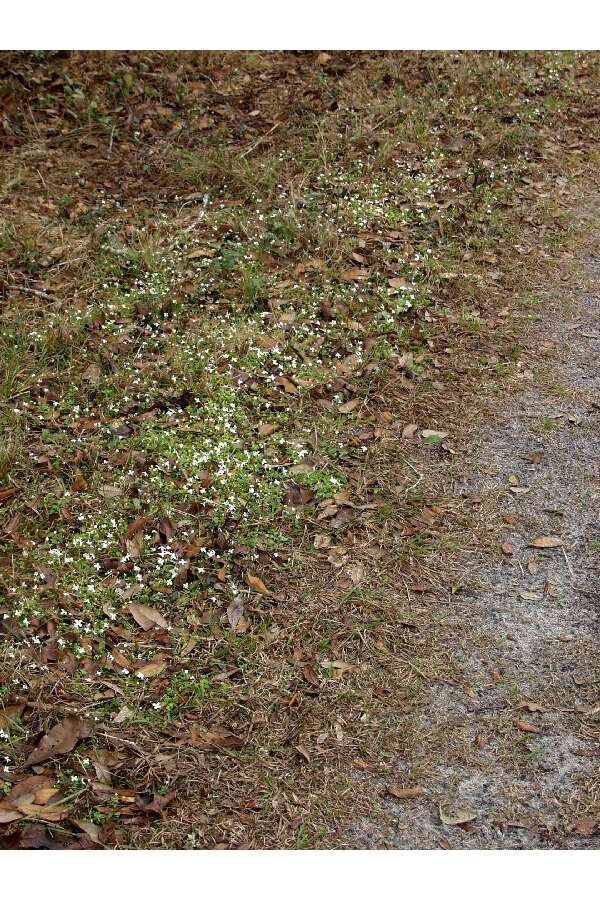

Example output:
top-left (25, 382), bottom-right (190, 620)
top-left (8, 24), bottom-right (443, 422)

top-left (0, 486), bottom-right (19, 504)
top-left (386, 785), bottom-right (423, 799)
top-left (571, 818), bottom-right (597, 836)
top-left (189, 725), bottom-right (244, 750)
top-left (0, 808), bottom-right (23, 823)
top-left (25, 716), bottom-right (92, 767)
top-left (528, 536), bottom-right (563, 548)
top-left (518, 701), bottom-right (545, 713)
top-left (227, 595), bottom-right (245, 630)
top-left (125, 515), bottom-right (151, 540)
top-left (514, 719), bottom-right (542, 734)
top-left (339, 267), bottom-right (369, 281)
top-left (245, 573), bottom-right (269, 595)
top-left (276, 376), bottom-right (298, 394)
top-left (439, 803), bottom-right (477, 825)
top-left (402, 423), bottom-right (419, 440)
top-left (71, 469), bottom-right (87, 492)
top-left (135, 790), bottom-right (177, 815)
top-left (127, 603), bottom-right (169, 631)
top-left (15, 802), bottom-right (68, 822)
top-left (302, 664), bottom-right (320, 687)
top-left (258, 423), bottom-right (278, 436)
top-left (0, 702), bottom-right (25, 727)
top-left (73, 819), bottom-right (101, 843)
top-left (135, 661), bottom-right (166, 678)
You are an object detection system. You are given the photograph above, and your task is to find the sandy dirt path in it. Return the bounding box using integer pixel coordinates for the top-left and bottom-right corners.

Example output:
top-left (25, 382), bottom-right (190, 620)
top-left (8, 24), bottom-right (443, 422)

top-left (344, 209), bottom-right (600, 849)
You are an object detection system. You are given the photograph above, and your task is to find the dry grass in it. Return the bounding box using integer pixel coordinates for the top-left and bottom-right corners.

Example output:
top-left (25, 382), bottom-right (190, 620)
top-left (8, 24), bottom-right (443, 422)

top-left (1, 50), bottom-right (599, 849)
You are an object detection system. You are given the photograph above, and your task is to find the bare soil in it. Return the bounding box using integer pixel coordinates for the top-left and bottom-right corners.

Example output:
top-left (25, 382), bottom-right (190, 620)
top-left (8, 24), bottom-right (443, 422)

top-left (343, 206), bottom-right (600, 849)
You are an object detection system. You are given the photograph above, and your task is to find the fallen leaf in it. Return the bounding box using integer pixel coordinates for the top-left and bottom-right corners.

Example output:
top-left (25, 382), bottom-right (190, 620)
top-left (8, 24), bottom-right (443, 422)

top-left (258, 423), bottom-right (278, 436)
top-left (245, 573), bottom-right (269, 595)
top-left (0, 702), bottom-right (25, 727)
top-left (71, 469), bottom-right (87, 491)
top-left (189, 725), bottom-right (244, 750)
top-left (99, 484), bottom-right (122, 499)
top-left (124, 515), bottom-right (151, 540)
top-left (135, 661), bottom-right (166, 678)
top-left (518, 701), bottom-right (545, 713)
top-left (0, 808), bottom-right (23, 823)
top-left (386, 785), bottom-right (423, 799)
top-left (528, 536), bottom-right (563, 548)
top-left (439, 803), bottom-right (477, 826)
top-left (15, 802), bottom-right (68, 822)
top-left (1, 824), bottom-right (65, 849)
top-left (339, 398), bottom-right (360, 414)
top-left (347, 562), bottom-right (364, 585)
top-left (0, 486), bottom-right (19, 504)
top-left (514, 719), bottom-right (542, 734)
top-left (25, 716), bottom-right (92, 767)
top-left (73, 819), bottom-right (101, 843)
top-left (127, 603), bottom-right (169, 631)
top-left (519, 591), bottom-right (542, 601)
top-left (276, 375), bottom-right (298, 394)
top-left (135, 790), bottom-right (177, 815)
top-left (227, 595), bottom-right (245, 629)
top-left (113, 705), bottom-right (133, 724)
top-left (402, 423), bottom-right (419, 440)
top-left (302, 664), bottom-right (320, 687)
top-left (339, 267), bottom-right (369, 281)
top-left (421, 429), bottom-right (448, 443)
top-left (571, 818), bottom-right (597, 836)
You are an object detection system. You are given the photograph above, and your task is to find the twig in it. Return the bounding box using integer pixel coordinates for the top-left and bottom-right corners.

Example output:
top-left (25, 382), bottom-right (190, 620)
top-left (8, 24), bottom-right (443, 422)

top-left (107, 124), bottom-right (116, 158)
top-left (404, 461), bottom-right (424, 494)
top-left (562, 545), bottom-right (575, 578)
top-left (169, 193), bottom-right (210, 248)
top-left (406, 659), bottom-right (430, 680)
top-left (8, 285), bottom-right (56, 301)
top-left (98, 732), bottom-right (144, 754)
top-left (240, 122), bottom-right (281, 159)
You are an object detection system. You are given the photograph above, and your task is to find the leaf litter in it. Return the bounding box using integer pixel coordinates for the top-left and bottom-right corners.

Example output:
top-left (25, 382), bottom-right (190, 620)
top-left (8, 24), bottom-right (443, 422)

top-left (1, 50), bottom-right (599, 850)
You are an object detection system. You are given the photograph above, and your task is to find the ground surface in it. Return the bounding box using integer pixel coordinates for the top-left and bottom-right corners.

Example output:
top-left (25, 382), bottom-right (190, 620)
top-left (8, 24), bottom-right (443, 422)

top-left (344, 218), bottom-right (600, 848)
top-left (0, 52), bottom-right (599, 849)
